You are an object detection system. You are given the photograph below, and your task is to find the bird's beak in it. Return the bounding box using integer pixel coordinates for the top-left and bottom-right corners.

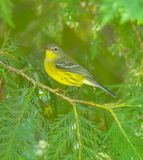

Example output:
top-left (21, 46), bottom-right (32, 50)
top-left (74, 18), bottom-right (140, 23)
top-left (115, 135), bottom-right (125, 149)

top-left (44, 47), bottom-right (49, 50)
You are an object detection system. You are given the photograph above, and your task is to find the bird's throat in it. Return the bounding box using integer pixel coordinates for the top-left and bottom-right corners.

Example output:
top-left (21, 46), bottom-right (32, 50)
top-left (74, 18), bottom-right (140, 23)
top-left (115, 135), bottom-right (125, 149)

top-left (45, 50), bottom-right (57, 61)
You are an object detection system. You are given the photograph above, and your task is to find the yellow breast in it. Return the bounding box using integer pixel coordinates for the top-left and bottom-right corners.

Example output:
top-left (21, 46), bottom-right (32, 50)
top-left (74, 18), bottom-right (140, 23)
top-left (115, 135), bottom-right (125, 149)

top-left (45, 50), bottom-right (57, 60)
top-left (44, 60), bottom-right (84, 86)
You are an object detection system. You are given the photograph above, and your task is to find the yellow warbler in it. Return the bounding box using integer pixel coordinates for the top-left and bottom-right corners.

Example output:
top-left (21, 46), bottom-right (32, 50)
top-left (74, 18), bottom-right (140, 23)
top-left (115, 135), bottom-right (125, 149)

top-left (44, 44), bottom-right (115, 97)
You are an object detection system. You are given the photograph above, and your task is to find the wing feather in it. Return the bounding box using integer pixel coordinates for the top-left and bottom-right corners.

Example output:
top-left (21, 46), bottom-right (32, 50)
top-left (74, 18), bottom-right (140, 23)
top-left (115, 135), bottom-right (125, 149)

top-left (56, 58), bottom-right (90, 76)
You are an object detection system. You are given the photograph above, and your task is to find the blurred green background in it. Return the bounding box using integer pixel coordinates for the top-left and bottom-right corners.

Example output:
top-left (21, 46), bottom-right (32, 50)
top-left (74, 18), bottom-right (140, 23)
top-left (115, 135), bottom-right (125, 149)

top-left (0, 0), bottom-right (122, 88)
top-left (0, 0), bottom-right (143, 160)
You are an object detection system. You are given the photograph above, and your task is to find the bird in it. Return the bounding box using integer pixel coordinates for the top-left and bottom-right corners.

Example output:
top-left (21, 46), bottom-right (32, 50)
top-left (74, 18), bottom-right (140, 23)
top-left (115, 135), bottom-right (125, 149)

top-left (44, 44), bottom-right (115, 97)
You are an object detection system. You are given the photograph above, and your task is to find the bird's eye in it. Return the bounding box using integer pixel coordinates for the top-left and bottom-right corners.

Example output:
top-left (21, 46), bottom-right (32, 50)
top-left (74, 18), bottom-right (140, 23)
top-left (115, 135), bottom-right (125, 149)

top-left (54, 47), bottom-right (58, 52)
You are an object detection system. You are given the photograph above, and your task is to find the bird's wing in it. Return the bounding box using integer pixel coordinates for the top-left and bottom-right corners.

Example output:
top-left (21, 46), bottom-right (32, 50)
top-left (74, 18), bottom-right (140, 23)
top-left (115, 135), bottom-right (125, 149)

top-left (55, 53), bottom-right (115, 97)
top-left (55, 57), bottom-right (90, 76)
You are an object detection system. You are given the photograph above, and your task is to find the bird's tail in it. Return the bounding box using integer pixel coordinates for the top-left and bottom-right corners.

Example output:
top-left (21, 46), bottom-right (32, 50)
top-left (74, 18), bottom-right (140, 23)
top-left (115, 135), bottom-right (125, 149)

top-left (83, 77), bottom-right (116, 97)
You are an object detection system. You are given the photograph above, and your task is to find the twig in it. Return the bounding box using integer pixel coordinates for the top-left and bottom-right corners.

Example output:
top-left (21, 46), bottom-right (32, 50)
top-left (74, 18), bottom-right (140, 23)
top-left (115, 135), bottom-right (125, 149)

top-left (70, 101), bottom-right (82, 160)
top-left (109, 109), bottom-right (141, 159)
top-left (0, 60), bottom-right (98, 108)
top-left (0, 60), bottom-right (142, 159)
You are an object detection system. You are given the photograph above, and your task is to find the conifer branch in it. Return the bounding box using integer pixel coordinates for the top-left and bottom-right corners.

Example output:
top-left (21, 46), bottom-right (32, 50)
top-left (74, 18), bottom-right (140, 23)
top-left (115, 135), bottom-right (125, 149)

top-left (3, 88), bottom-right (35, 160)
top-left (0, 59), bottom-right (99, 108)
top-left (70, 101), bottom-right (82, 160)
top-left (0, 59), bottom-right (141, 159)
top-left (106, 108), bottom-right (142, 160)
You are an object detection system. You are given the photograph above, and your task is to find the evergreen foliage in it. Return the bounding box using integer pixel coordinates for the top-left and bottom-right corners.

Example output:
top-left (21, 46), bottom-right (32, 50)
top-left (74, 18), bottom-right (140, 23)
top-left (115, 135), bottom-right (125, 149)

top-left (0, 0), bottom-right (143, 160)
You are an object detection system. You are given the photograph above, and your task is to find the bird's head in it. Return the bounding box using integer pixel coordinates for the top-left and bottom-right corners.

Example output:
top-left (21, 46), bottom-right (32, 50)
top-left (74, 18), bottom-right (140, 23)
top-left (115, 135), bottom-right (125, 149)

top-left (45, 44), bottom-right (62, 61)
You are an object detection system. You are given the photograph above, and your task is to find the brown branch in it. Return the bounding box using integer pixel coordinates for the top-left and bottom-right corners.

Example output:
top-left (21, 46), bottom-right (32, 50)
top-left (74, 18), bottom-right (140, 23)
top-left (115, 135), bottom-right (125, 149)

top-left (0, 60), bottom-right (121, 110)
top-left (0, 60), bottom-right (142, 158)
top-left (0, 60), bottom-right (103, 109)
